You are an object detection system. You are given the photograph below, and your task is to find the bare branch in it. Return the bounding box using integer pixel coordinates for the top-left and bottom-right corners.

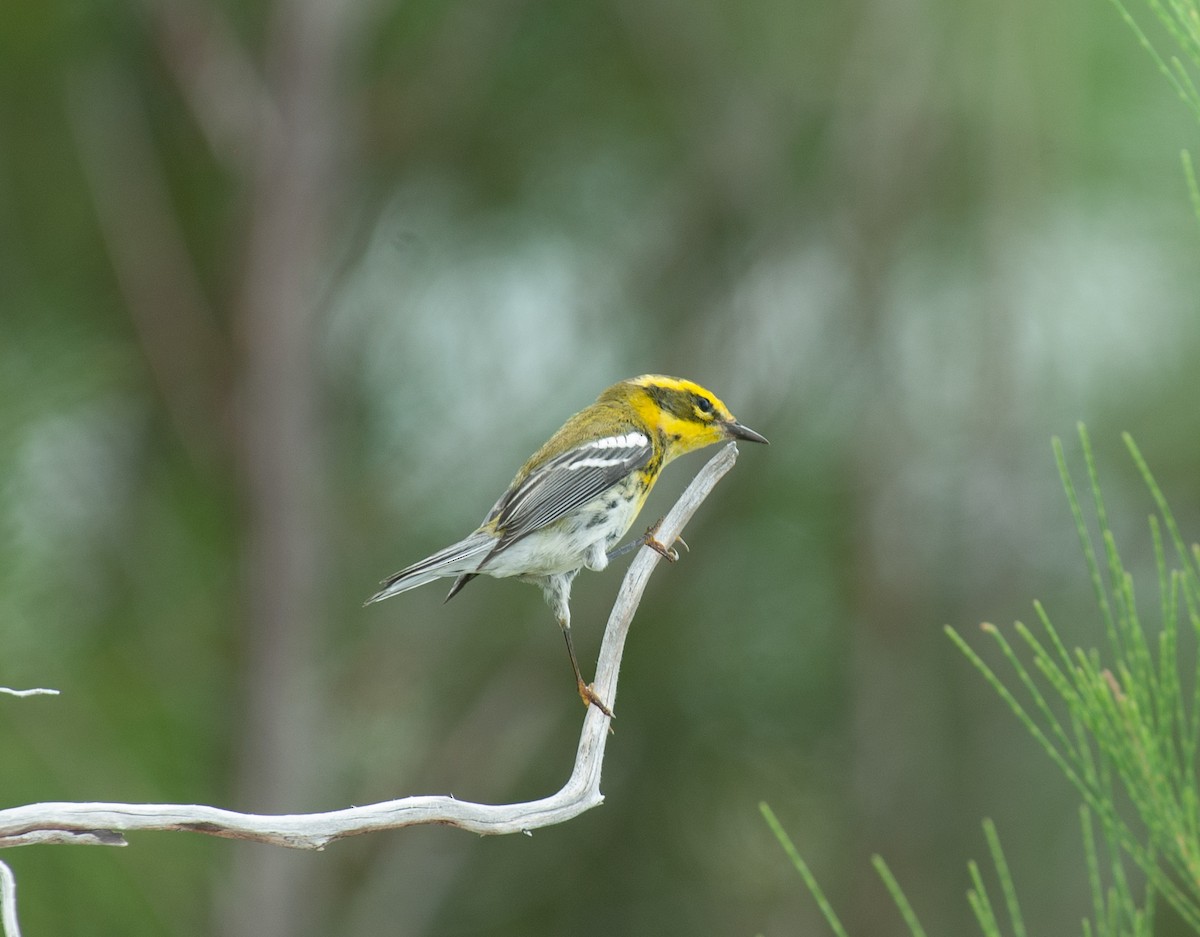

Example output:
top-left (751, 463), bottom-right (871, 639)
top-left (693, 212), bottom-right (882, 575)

top-left (0, 444), bottom-right (741, 932)
top-left (0, 860), bottom-right (19, 937)
top-left (0, 831), bottom-right (126, 849)
top-left (0, 689), bottom-right (59, 699)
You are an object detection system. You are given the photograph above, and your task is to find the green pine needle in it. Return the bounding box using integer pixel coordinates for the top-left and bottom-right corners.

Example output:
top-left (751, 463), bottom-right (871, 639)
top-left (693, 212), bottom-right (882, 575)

top-left (760, 802), bottom-right (851, 937)
top-left (871, 855), bottom-right (928, 937)
top-left (966, 859), bottom-right (1002, 937)
top-left (1184, 150), bottom-right (1200, 229)
top-left (982, 819), bottom-right (1026, 937)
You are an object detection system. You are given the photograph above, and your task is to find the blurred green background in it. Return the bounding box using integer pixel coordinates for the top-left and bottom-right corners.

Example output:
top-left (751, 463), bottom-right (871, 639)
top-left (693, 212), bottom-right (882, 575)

top-left (2, 0), bottom-right (1200, 933)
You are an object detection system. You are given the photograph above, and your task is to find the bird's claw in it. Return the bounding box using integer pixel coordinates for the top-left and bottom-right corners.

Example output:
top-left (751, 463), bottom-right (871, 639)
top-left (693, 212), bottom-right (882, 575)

top-left (642, 519), bottom-right (687, 563)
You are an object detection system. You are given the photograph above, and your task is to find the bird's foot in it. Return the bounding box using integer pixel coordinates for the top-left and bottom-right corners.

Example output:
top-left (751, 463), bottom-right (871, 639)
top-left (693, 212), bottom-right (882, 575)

top-left (642, 518), bottom-right (688, 563)
top-left (578, 680), bottom-right (613, 719)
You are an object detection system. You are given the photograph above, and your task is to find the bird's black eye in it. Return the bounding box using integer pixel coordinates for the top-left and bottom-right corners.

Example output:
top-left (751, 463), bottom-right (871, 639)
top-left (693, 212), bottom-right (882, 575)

top-left (693, 395), bottom-right (715, 416)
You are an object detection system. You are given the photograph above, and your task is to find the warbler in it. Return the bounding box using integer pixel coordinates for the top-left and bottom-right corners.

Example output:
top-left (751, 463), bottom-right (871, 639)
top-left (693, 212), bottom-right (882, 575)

top-left (366, 374), bottom-right (767, 716)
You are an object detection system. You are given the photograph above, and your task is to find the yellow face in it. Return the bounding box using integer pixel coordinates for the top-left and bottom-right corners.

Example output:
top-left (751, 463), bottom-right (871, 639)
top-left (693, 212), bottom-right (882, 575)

top-left (625, 375), bottom-right (767, 459)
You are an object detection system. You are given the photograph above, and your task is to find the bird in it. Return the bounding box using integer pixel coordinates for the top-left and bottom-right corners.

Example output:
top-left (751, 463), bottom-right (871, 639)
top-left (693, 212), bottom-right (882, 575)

top-left (365, 374), bottom-right (768, 716)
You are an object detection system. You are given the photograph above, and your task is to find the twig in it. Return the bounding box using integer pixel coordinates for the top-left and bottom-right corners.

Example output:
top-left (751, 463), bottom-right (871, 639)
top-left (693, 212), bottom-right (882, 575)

top-left (0, 444), bottom-right (740, 887)
top-left (0, 689), bottom-right (59, 699)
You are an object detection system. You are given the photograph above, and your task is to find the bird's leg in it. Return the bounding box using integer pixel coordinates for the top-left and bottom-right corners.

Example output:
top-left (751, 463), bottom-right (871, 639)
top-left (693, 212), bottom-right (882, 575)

top-left (561, 624), bottom-right (613, 718)
top-left (605, 518), bottom-right (689, 564)
top-left (544, 572), bottom-right (612, 718)
top-left (605, 537), bottom-right (641, 562)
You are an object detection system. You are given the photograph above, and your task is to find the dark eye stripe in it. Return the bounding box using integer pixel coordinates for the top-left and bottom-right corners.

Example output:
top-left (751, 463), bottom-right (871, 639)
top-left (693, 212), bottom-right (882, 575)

top-left (647, 383), bottom-right (713, 420)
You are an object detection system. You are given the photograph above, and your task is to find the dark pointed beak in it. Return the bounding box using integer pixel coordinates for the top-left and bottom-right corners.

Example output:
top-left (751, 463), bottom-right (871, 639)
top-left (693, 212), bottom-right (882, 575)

top-left (724, 420), bottom-right (769, 445)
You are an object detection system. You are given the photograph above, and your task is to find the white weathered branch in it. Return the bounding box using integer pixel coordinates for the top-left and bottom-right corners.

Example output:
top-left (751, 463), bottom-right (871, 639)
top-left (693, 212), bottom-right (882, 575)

top-left (1, 688), bottom-right (63, 936)
top-left (0, 860), bottom-right (19, 937)
top-left (0, 443), bottom-right (740, 865)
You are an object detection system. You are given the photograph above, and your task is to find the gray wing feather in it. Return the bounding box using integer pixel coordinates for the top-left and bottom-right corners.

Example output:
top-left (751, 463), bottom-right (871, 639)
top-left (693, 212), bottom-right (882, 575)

top-left (488, 434), bottom-right (652, 550)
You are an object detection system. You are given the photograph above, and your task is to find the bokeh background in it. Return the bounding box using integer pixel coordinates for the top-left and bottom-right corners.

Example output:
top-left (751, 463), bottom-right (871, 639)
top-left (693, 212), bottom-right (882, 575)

top-left (3, 0), bottom-right (1200, 933)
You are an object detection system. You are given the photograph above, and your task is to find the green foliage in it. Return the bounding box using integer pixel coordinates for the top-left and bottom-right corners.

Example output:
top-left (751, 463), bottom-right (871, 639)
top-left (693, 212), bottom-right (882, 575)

top-left (1107, 0), bottom-right (1200, 224)
top-left (767, 425), bottom-right (1200, 936)
top-left (1106, 0), bottom-right (1200, 121)
top-left (761, 806), bottom-right (1031, 937)
top-left (952, 426), bottom-right (1200, 930)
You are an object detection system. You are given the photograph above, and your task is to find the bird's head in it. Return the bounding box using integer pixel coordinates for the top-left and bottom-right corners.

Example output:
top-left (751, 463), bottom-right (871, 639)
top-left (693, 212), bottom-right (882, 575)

top-left (613, 374), bottom-right (768, 461)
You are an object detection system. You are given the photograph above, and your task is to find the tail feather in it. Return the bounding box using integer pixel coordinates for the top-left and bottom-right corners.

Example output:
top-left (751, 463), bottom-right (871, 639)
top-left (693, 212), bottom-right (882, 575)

top-left (444, 572), bottom-right (478, 603)
top-left (365, 532), bottom-right (493, 605)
